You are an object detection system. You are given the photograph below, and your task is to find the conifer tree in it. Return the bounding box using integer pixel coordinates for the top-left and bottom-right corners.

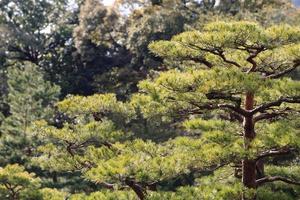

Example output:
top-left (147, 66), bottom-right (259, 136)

top-left (33, 22), bottom-right (300, 200)
top-left (0, 62), bottom-right (60, 164)
top-left (145, 21), bottom-right (300, 199)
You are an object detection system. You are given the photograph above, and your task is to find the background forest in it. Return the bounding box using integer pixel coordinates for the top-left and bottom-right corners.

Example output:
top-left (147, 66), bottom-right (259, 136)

top-left (0, 0), bottom-right (300, 199)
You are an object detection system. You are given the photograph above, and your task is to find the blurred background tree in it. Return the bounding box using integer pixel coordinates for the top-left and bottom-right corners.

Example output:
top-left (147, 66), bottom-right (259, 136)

top-left (0, 62), bottom-right (60, 165)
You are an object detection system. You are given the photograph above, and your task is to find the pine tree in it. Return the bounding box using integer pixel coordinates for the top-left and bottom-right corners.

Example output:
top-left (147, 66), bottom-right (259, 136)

top-left (0, 62), bottom-right (60, 164)
top-left (32, 22), bottom-right (300, 200)
top-left (145, 21), bottom-right (300, 199)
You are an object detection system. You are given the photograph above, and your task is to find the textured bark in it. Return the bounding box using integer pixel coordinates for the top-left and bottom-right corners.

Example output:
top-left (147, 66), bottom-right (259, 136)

top-left (242, 160), bottom-right (257, 188)
top-left (242, 92), bottom-right (257, 200)
top-left (125, 179), bottom-right (146, 200)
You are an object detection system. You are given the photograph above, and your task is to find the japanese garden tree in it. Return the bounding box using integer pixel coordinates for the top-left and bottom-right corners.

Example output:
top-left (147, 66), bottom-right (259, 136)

top-left (146, 21), bottom-right (300, 199)
top-left (32, 21), bottom-right (300, 200)
top-left (1, 0), bottom-right (300, 199)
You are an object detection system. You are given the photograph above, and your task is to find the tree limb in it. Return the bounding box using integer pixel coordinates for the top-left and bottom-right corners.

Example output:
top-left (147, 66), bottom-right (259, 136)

top-left (253, 109), bottom-right (293, 122)
top-left (189, 57), bottom-right (213, 68)
top-left (99, 181), bottom-right (116, 189)
top-left (255, 147), bottom-right (296, 161)
top-left (206, 91), bottom-right (241, 106)
top-left (267, 61), bottom-right (300, 79)
top-left (215, 50), bottom-right (242, 68)
top-left (187, 101), bottom-right (249, 116)
top-left (246, 47), bottom-right (265, 73)
top-left (125, 178), bottom-right (147, 200)
top-left (217, 103), bottom-right (250, 116)
top-left (178, 42), bottom-right (242, 68)
top-left (251, 96), bottom-right (300, 114)
top-left (256, 176), bottom-right (300, 186)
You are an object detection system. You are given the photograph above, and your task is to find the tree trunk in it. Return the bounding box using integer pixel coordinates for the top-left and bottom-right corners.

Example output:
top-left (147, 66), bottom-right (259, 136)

top-left (125, 179), bottom-right (146, 200)
top-left (242, 92), bottom-right (257, 200)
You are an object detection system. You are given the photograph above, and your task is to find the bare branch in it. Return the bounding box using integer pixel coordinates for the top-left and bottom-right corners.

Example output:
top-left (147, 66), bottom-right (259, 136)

top-left (251, 96), bottom-right (300, 114)
top-left (178, 42), bottom-right (242, 68)
top-left (125, 178), bottom-right (147, 200)
top-left (256, 176), bottom-right (300, 186)
top-left (246, 47), bottom-right (265, 73)
top-left (253, 109), bottom-right (294, 122)
top-left (255, 147), bottom-right (296, 161)
top-left (99, 181), bottom-right (115, 189)
top-left (217, 103), bottom-right (250, 116)
top-left (187, 101), bottom-right (250, 116)
top-left (188, 57), bottom-right (213, 68)
top-left (206, 91), bottom-right (242, 106)
top-left (267, 61), bottom-right (300, 79)
top-left (66, 141), bottom-right (75, 157)
top-left (216, 50), bottom-right (242, 68)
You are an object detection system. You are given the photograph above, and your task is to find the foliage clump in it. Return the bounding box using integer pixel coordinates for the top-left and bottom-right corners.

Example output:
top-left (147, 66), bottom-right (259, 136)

top-left (30, 21), bottom-right (300, 200)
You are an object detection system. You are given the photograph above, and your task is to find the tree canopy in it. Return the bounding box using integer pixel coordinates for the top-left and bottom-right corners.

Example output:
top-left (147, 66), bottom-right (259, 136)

top-left (0, 1), bottom-right (299, 200)
top-left (30, 21), bottom-right (300, 200)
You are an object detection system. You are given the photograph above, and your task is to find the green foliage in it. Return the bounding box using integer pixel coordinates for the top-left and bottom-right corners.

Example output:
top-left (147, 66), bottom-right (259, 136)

top-left (57, 93), bottom-right (135, 120)
top-left (73, 0), bottom-right (121, 63)
top-left (254, 119), bottom-right (300, 149)
top-left (125, 5), bottom-right (185, 68)
top-left (39, 188), bottom-right (67, 200)
top-left (1, 0), bottom-right (300, 199)
top-left (0, 0), bottom-right (92, 95)
top-left (69, 190), bottom-right (136, 200)
top-left (0, 164), bottom-right (41, 200)
top-left (0, 164), bottom-right (68, 200)
top-left (30, 21), bottom-right (300, 199)
top-left (0, 62), bottom-right (60, 164)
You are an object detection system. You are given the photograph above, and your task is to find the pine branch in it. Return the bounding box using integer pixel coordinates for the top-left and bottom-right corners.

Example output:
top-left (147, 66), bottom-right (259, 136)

top-left (216, 50), bottom-right (242, 68)
top-left (189, 57), bottom-right (213, 68)
top-left (99, 181), bottom-right (115, 189)
top-left (251, 96), bottom-right (300, 114)
top-left (187, 101), bottom-right (249, 116)
top-left (219, 112), bottom-right (244, 123)
top-left (255, 147), bottom-right (296, 161)
top-left (206, 91), bottom-right (242, 106)
top-left (253, 109), bottom-right (294, 122)
top-left (179, 42), bottom-right (242, 68)
top-left (125, 178), bottom-right (147, 200)
top-left (267, 61), bottom-right (300, 79)
top-left (256, 176), bottom-right (300, 186)
top-left (246, 47), bottom-right (265, 73)
top-left (254, 112), bottom-right (284, 122)
top-left (217, 103), bottom-right (249, 116)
